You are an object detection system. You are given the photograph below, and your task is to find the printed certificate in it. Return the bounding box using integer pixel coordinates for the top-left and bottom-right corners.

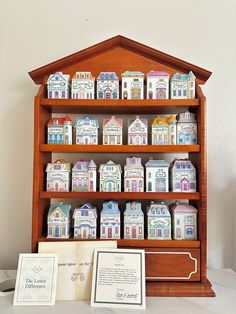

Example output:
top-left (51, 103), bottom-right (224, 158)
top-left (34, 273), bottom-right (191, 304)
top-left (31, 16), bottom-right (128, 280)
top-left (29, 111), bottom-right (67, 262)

top-left (91, 248), bottom-right (146, 309)
top-left (13, 253), bottom-right (58, 306)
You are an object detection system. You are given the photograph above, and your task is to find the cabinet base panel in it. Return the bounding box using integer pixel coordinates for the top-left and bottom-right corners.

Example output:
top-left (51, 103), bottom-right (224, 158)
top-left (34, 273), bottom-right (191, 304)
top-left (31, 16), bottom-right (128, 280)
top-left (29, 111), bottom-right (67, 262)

top-left (146, 279), bottom-right (215, 297)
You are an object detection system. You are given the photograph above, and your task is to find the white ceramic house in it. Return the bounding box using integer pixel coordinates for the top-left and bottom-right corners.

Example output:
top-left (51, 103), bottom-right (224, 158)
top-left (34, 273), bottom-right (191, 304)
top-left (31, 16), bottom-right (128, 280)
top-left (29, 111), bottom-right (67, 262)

top-left (74, 116), bottom-right (99, 145)
top-left (71, 72), bottom-right (95, 99)
top-left (170, 159), bottom-right (196, 192)
top-left (121, 71), bottom-right (144, 99)
top-left (147, 202), bottom-right (171, 240)
top-left (72, 160), bottom-right (96, 192)
top-left (128, 116), bottom-right (148, 145)
top-left (170, 71), bottom-right (196, 99)
top-left (97, 72), bottom-right (119, 99)
top-left (124, 156), bottom-right (144, 192)
top-left (170, 202), bottom-right (198, 240)
top-left (177, 111), bottom-right (197, 144)
top-left (47, 71), bottom-right (70, 99)
top-left (100, 201), bottom-right (120, 239)
top-left (47, 203), bottom-right (71, 238)
top-left (124, 201), bottom-right (144, 240)
top-left (99, 160), bottom-right (122, 192)
top-left (73, 203), bottom-right (97, 239)
top-left (147, 71), bottom-right (170, 99)
top-left (152, 115), bottom-right (177, 145)
top-left (146, 159), bottom-right (169, 192)
top-left (46, 159), bottom-right (71, 192)
top-left (47, 115), bottom-right (73, 144)
top-left (103, 116), bottom-right (123, 145)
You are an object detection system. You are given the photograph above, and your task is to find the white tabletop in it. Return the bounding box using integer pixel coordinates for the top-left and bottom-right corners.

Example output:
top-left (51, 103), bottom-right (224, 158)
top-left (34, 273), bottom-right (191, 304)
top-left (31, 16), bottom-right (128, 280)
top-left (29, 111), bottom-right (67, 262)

top-left (0, 269), bottom-right (236, 314)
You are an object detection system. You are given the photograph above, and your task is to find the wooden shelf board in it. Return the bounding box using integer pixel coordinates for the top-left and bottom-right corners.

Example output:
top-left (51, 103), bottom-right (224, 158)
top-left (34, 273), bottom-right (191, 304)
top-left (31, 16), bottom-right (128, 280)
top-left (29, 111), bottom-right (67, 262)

top-left (38, 237), bottom-right (200, 248)
top-left (40, 144), bottom-right (200, 153)
top-left (40, 98), bottom-right (199, 114)
top-left (40, 191), bottom-right (200, 200)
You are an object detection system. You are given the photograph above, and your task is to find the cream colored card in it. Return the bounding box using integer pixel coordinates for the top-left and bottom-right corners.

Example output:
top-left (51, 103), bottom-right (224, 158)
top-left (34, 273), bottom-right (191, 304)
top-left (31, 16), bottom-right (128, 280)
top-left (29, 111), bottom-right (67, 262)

top-left (38, 241), bottom-right (117, 300)
top-left (13, 253), bottom-right (58, 306)
top-left (91, 248), bottom-right (146, 309)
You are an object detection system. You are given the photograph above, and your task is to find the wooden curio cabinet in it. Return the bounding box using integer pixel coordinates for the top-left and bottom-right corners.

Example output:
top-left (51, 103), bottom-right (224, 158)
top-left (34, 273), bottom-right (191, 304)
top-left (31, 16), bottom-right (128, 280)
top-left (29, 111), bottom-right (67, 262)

top-left (29, 35), bottom-right (215, 296)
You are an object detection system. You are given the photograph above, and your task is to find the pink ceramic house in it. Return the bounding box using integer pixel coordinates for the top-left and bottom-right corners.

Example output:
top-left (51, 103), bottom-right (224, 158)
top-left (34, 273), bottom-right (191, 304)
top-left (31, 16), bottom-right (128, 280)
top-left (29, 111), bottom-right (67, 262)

top-left (103, 116), bottom-right (123, 145)
top-left (124, 156), bottom-right (144, 192)
top-left (170, 202), bottom-right (198, 240)
top-left (147, 71), bottom-right (170, 99)
top-left (72, 160), bottom-right (96, 192)
top-left (46, 159), bottom-right (71, 192)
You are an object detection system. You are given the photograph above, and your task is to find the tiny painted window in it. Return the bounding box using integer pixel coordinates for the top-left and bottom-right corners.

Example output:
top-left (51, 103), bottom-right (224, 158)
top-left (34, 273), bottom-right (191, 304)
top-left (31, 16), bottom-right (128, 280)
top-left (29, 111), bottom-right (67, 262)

top-left (48, 227), bottom-right (52, 235)
top-left (177, 219), bottom-right (180, 225)
top-left (183, 90), bottom-right (187, 96)
top-left (139, 226), bottom-right (142, 234)
top-left (117, 136), bottom-right (120, 144)
top-left (49, 91), bottom-right (52, 98)
top-left (157, 229), bottom-right (162, 237)
top-left (124, 82), bottom-right (127, 88)
top-left (115, 226), bottom-right (119, 234)
top-left (126, 180), bottom-right (130, 188)
top-left (139, 180), bottom-right (142, 187)
top-left (108, 203), bottom-right (112, 209)
top-left (148, 182), bottom-right (152, 191)
top-left (148, 172), bottom-right (151, 178)
top-left (149, 82), bottom-right (152, 88)
top-left (55, 212), bottom-right (59, 218)
top-left (62, 91), bottom-right (65, 98)
top-left (62, 227), bottom-right (66, 236)
top-left (191, 82), bottom-right (194, 88)
top-left (126, 227), bottom-right (129, 234)
top-left (102, 226), bottom-right (105, 234)
top-left (173, 90), bottom-right (176, 96)
top-left (178, 90), bottom-right (181, 96)
top-left (54, 91), bottom-right (59, 98)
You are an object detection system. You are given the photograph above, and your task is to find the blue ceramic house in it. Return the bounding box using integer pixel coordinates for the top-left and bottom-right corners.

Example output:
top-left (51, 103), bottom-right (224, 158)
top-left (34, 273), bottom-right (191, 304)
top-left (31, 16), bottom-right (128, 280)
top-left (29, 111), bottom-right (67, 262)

top-left (47, 203), bottom-right (71, 238)
top-left (73, 203), bottom-right (97, 239)
top-left (100, 201), bottom-right (120, 239)
top-left (170, 71), bottom-right (196, 99)
top-left (96, 72), bottom-right (119, 99)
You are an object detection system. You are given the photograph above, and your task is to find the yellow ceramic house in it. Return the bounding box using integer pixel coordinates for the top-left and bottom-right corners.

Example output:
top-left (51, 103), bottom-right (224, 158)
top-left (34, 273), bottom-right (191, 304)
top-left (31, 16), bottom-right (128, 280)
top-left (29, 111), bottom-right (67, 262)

top-left (152, 116), bottom-right (169, 145)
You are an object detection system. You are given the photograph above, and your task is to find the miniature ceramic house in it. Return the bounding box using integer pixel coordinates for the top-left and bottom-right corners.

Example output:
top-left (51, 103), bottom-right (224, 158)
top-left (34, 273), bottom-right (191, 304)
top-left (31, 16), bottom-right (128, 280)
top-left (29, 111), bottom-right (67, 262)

top-left (71, 72), bottom-right (95, 99)
top-left (72, 160), bottom-right (96, 192)
top-left (46, 159), bottom-right (71, 192)
top-left (47, 202), bottom-right (71, 238)
top-left (147, 71), bottom-right (170, 99)
top-left (100, 201), bottom-right (120, 239)
top-left (170, 71), bottom-right (196, 99)
top-left (146, 159), bottom-right (169, 192)
top-left (74, 116), bottom-right (99, 145)
top-left (147, 201), bottom-right (171, 240)
top-left (47, 71), bottom-right (70, 99)
top-left (128, 116), bottom-right (148, 145)
top-left (124, 156), bottom-right (144, 192)
top-left (97, 72), bottom-right (119, 99)
top-left (99, 160), bottom-right (122, 192)
top-left (170, 202), bottom-right (197, 240)
top-left (121, 71), bottom-right (144, 99)
top-left (73, 203), bottom-right (97, 239)
top-left (152, 115), bottom-right (177, 145)
top-left (170, 159), bottom-right (196, 192)
top-left (47, 115), bottom-right (72, 144)
top-left (177, 111), bottom-right (197, 144)
top-left (103, 116), bottom-right (123, 145)
top-left (124, 201), bottom-right (144, 240)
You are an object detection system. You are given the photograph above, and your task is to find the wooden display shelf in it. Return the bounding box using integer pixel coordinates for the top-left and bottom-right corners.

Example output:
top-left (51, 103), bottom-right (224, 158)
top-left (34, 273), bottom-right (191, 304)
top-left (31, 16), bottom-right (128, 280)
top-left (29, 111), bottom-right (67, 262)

top-left (40, 144), bottom-right (200, 153)
top-left (40, 98), bottom-right (199, 114)
top-left (40, 191), bottom-right (200, 200)
top-left (38, 237), bottom-right (200, 248)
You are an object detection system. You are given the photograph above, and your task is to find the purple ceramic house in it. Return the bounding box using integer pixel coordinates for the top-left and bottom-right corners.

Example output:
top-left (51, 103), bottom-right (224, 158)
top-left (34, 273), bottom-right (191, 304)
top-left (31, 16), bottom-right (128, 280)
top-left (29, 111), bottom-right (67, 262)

top-left (72, 160), bottom-right (97, 192)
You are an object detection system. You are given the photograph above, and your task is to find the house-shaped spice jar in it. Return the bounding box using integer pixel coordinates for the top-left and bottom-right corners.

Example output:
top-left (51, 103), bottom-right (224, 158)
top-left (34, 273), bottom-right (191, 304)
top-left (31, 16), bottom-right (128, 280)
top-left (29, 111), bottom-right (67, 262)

top-left (47, 115), bottom-right (72, 144)
top-left (128, 116), bottom-right (148, 145)
top-left (124, 156), bottom-right (144, 192)
top-left (73, 203), bottom-right (97, 239)
top-left (103, 116), bottom-right (123, 145)
top-left (177, 111), bottom-right (197, 144)
top-left (152, 115), bottom-right (177, 145)
top-left (71, 72), bottom-right (95, 99)
top-left (124, 201), bottom-right (144, 240)
top-left (47, 202), bottom-right (71, 238)
top-left (74, 116), bottom-right (99, 145)
top-left (72, 160), bottom-right (96, 192)
top-left (100, 201), bottom-right (120, 239)
top-left (170, 159), bottom-right (196, 192)
top-left (170, 202), bottom-right (197, 240)
top-left (147, 201), bottom-right (171, 240)
top-left (46, 159), bottom-right (71, 192)
top-left (97, 72), bottom-right (119, 99)
top-left (146, 159), bottom-right (169, 192)
top-left (170, 71), bottom-right (196, 99)
top-left (99, 160), bottom-right (122, 192)
top-left (47, 71), bottom-right (70, 99)
top-left (147, 71), bottom-right (170, 99)
top-left (121, 71), bottom-right (144, 99)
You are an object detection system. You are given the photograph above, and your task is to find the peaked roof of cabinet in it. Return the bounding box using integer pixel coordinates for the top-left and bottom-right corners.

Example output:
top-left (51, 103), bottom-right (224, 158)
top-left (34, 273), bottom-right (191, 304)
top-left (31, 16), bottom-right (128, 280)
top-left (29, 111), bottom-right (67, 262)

top-left (29, 35), bottom-right (212, 85)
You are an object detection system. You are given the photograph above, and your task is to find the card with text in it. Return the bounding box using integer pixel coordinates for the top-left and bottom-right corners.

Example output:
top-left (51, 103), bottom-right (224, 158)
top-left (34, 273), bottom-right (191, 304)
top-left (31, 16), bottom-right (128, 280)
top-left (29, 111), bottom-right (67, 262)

top-left (91, 248), bottom-right (146, 309)
top-left (13, 253), bottom-right (58, 306)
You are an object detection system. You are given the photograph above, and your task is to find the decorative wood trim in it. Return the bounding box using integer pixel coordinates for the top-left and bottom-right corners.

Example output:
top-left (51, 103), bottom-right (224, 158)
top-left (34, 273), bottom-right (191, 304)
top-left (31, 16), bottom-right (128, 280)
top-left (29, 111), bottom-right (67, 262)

top-left (29, 35), bottom-right (212, 84)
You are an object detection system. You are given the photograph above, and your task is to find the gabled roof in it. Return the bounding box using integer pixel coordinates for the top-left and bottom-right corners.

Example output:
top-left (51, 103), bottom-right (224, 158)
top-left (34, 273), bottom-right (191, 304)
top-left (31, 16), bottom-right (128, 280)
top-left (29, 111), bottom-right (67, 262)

top-left (125, 201), bottom-right (143, 216)
top-left (152, 116), bottom-right (168, 127)
top-left (97, 72), bottom-right (119, 80)
top-left (29, 35), bottom-right (212, 85)
top-left (146, 159), bottom-right (169, 168)
top-left (103, 116), bottom-right (123, 129)
top-left (48, 204), bottom-right (71, 218)
top-left (124, 156), bottom-right (143, 169)
top-left (99, 160), bottom-right (122, 173)
top-left (74, 116), bottom-right (99, 128)
top-left (147, 202), bottom-right (170, 217)
top-left (72, 160), bottom-right (96, 171)
top-left (47, 71), bottom-right (70, 84)
top-left (128, 116), bottom-right (148, 129)
top-left (170, 202), bottom-right (197, 213)
top-left (73, 203), bottom-right (97, 218)
top-left (101, 201), bottom-right (120, 215)
top-left (48, 115), bottom-right (72, 126)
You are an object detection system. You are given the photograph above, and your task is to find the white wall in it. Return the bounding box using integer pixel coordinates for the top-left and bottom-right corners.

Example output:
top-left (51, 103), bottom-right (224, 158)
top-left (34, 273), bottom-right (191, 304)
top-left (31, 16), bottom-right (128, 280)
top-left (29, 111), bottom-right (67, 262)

top-left (1, 0), bottom-right (236, 271)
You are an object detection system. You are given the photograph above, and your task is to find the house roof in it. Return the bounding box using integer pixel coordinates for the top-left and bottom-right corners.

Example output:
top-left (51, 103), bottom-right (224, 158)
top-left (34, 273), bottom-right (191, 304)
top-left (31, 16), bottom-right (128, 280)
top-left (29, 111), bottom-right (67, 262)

top-left (171, 71), bottom-right (196, 81)
top-left (48, 204), bottom-right (71, 218)
top-left (101, 201), bottom-right (120, 215)
top-left (47, 71), bottom-right (70, 84)
top-left (72, 72), bottom-right (95, 80)
top-left (147, 202), bottom-right (170, 217)
top-left (170, 202), bottom-right (197, 213)
top-left (171, 159), bottom-right (195, 171)
top-left (72, 160), bottom-right (96, 171)
top-left (73, 203), bottom-right (97, 218)
top-left (74, 116), bottom-right (99, 128)
top-left (152, 116), bottom-right (168, 127)
top-left (29, 35), bottom-right (212, 85)
top-left (48, 115), bottom-right (72, 126)
top-left (103, 116), bottom-right (123, 128)
top-left (124, 156), bottom-right (143, 169)
top-left (46, 159), bottom-right (71, 172)
top-left (147, 70), bottom-right (170, 77)
top-left (99, 160), bottom-right (122, 173)
top-left (146, 159), bottom-right (169, 168)
top-left (97, 72), bottom-right (119, 80)
top-left (128, 116), bottom-right (148, 129)
top-left (121, 71), bottom-right (144, 77)
top-left (125, 201), bottom-right (143, 216)
top-left (178, 111), bottom-right (196, 123)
